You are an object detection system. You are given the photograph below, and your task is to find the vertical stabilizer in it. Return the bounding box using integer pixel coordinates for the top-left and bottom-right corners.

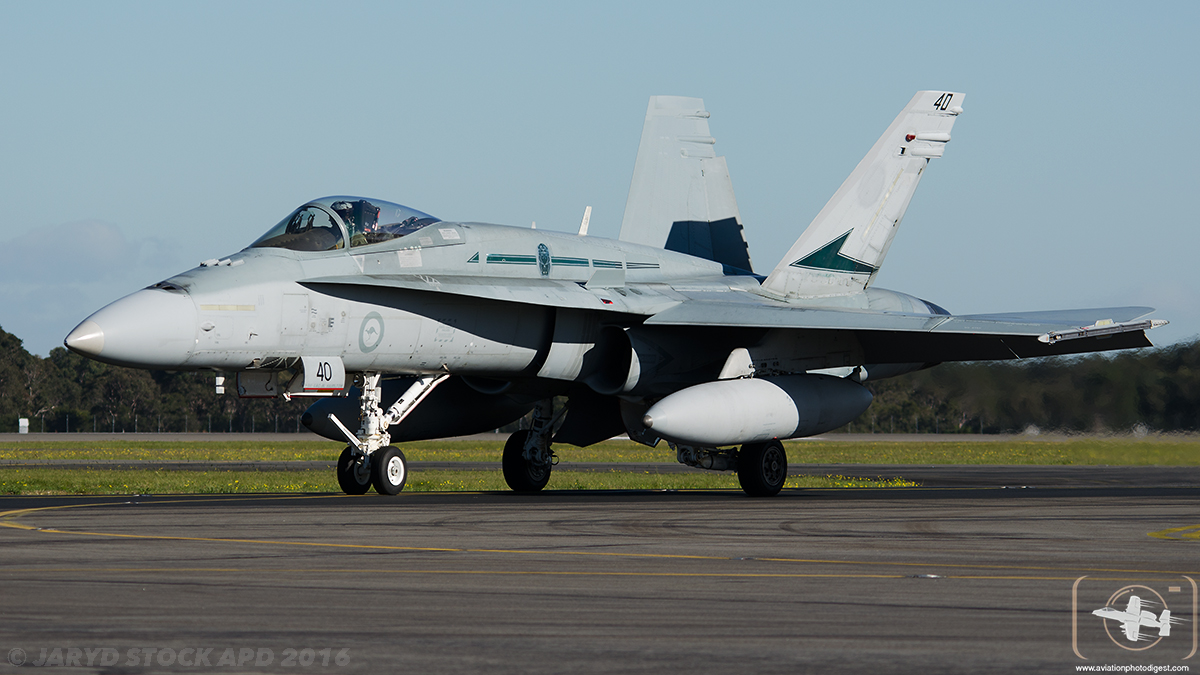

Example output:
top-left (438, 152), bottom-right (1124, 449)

top-left (762, 91), bottom-right (964, 298)
top-left (619, 96), bottom-right (753, 272)
top-left (1158, 610), bottom-right (1172, 637)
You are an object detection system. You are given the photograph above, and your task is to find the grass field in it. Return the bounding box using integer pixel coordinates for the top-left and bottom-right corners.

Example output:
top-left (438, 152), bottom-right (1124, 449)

top-left (2, 437), bottom-right (1198, 465)
top-left (0, 468), bottom-right (917, 495)
top-left (1, 436), bottom-right (1194, 495)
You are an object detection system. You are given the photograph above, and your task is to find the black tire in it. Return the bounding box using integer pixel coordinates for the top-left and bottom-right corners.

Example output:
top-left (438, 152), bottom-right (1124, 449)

top-left (337, 446), bottom-right (372, 495)
top-left (371, 446), bottom-right (408, 495)
top-left (502, 430), bottom-right (551, 492)
top-left (738, 440), bottom-right (787, 497)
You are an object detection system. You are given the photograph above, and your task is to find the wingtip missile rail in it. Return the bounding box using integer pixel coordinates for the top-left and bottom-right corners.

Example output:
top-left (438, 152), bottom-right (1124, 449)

top-left (1038, 319), bottom-right (1168, 345)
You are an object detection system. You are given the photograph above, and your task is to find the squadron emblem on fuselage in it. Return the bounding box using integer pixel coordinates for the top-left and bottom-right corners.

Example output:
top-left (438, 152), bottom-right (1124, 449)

top-left (537, 243), bottom-right (551, 277)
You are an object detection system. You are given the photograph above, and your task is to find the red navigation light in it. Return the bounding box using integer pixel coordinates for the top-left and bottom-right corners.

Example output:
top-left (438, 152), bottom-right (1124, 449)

top-left (905, 133), bottom-right (916, 142)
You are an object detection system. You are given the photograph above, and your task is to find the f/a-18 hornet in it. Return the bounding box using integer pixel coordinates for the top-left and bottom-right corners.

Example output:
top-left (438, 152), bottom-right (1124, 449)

top-left (65, 91), bottom-right (1166, 496)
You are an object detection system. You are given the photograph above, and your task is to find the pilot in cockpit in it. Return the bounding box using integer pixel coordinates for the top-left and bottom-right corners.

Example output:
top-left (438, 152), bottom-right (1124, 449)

top-left (332, 199), bottom-right (381, 247)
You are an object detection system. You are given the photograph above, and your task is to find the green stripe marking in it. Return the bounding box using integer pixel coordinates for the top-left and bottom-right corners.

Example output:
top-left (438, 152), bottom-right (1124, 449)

top-left (487, 254), bottom-right (537, 265)
top-left (551, 256), bottom-right (589, 267)
top-left (789, 231), bottom-right (877, 274)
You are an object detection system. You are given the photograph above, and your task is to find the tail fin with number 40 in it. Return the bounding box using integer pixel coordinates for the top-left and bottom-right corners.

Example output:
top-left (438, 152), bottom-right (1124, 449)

top-left (762, 91), bottom-right (964, 298)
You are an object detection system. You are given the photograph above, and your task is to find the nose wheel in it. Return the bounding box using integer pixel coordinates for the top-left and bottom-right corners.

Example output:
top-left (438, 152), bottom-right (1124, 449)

top-left (337, 446), bottom-right (372, 495)
top-left (371, 446), bottom-right (408, 495)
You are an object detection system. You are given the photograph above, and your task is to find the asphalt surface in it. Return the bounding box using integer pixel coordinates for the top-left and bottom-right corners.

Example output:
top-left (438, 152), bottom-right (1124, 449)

top-left (5, 459), bottom-right (1200, 489)
top-left (5, 432), bottom-right (1195, 443)
top-left (2, 485), bottom-right (1199, 673)
top-left (0, 432), bottom-right (504, 443)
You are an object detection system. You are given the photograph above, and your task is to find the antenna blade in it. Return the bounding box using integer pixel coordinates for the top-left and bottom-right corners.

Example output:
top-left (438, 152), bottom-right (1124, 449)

top-left (578, 206), bottom-right (592, 236)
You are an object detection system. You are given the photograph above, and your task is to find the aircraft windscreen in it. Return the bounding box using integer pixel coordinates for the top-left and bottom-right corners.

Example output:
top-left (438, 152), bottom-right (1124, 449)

top-left (250, 197), bottom-right (440, 252)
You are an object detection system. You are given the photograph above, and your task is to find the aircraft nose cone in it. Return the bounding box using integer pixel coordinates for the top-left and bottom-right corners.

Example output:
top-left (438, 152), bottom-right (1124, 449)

top-left (64, 320), bottom-right (105, 356)
top-left (64, 289), bottom-right (198, 368)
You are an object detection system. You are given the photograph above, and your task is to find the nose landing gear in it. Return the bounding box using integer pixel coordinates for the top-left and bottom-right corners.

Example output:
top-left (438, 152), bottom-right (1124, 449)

top-left (329, 372), bottom-right (447, 495)
top-left (371, 446), bottom-right (409, 495)
top-left (336, 446), bottom-right (372, 495)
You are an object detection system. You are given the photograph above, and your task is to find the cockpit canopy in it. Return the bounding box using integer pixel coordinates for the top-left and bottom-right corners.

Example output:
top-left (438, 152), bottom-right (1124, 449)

top-left (250, 196), bottom-right (440, 252)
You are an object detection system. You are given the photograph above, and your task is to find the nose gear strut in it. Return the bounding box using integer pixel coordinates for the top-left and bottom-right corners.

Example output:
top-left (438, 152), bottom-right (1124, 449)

top-left (327, 372), bottom-right (449, 495)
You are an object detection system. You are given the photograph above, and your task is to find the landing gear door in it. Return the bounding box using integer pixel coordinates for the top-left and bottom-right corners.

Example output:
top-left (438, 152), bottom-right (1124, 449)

top-left (298, 356), bottom-right (346, 394)
top-left (237, 371), bottom-right (278, 398)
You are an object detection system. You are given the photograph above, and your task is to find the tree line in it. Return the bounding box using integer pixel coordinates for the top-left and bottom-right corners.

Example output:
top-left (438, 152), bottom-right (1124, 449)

top-left (2, 325), bottom-right (1197, 434)
top-left (1, 327), bottom-right (308, 434)
top-left (858, 339), bottom-right (1200, 434)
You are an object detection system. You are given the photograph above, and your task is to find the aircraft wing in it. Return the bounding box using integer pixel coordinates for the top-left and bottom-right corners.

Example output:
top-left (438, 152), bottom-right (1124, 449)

top-left (306, 273), bottom-right (1157, 361)
top-left (644, 300), bottom-right (1159, 361)
top-left (645, 301), bottom-right (1154, 331)
top-left (1123, 620), bottom-right (1142, 642)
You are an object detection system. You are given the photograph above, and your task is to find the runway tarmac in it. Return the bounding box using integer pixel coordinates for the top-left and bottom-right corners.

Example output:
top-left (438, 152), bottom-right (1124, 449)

top-left (5, 459), bottom-right (1200, 489)
top-left (2, 484), bottom-right (1199, 673)
top-left (4, 432), bottom-right (1194, 442)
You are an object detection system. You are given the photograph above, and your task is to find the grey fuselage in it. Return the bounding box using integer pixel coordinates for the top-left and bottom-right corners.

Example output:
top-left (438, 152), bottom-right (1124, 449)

top-left (71, 218), bottom-right (940, 399)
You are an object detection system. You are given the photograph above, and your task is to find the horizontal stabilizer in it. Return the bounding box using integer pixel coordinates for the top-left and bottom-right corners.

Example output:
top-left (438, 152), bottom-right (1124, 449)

top-left (763, 91), bottom-right (964, 298)
top-left (619, 96), bottom-right (752, 271)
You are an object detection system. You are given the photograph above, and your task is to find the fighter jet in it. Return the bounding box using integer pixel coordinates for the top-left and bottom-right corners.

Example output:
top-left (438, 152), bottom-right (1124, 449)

top-left (1093, 595), bottom-right (1175, 642)
top-left (64, 91), bottom-right (1166, 497)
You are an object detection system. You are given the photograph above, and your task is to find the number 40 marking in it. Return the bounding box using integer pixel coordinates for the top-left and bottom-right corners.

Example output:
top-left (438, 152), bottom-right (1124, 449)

top-left (316, 361), bottom-right (333, 381)
top-left (933, 93), bottom-right (954, 111)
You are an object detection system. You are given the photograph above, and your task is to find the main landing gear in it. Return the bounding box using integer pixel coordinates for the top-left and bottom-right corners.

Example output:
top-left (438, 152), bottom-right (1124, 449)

top-left (737, 440), bottom-right (788, 497)
top-left (502, 399), bottom-right (557, 492)
top-left (329, 372), bottom-right (447, 495)
top-left (672, 439), bottom-right (788, 497)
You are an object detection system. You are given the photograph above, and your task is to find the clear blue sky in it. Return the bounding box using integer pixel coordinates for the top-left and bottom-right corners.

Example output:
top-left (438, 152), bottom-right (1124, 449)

top-left (2, 1), bottom-right (1197, 356)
